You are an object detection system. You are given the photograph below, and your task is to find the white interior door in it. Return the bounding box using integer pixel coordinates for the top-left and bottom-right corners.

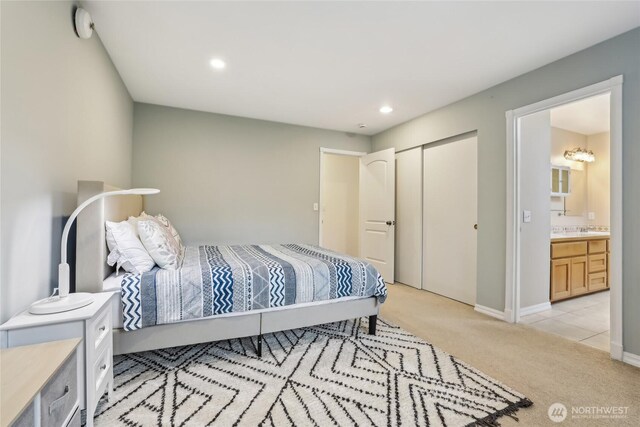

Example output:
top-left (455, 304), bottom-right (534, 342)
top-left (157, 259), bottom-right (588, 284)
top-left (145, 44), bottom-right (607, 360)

top-left (395, 148), bottom-right (422, 288)
top-left (423, 136), bottom-right (477, 305)
top-left (359, 148), bottom-right (395, 283)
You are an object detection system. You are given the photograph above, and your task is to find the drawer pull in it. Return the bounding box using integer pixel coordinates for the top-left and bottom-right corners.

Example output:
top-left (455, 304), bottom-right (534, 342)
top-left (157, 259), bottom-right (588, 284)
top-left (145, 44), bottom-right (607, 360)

top-left (49, 385), bottom-right (70, 414)
top-left (100, 364), bottom-right (107, 371)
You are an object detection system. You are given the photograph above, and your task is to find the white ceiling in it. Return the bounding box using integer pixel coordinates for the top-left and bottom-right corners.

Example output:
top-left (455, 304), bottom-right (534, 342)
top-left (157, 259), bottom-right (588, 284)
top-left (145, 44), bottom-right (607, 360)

top-left (85, 1), bottom-right (640, 135)
top-left (551, 93), bottom-right (610, 135)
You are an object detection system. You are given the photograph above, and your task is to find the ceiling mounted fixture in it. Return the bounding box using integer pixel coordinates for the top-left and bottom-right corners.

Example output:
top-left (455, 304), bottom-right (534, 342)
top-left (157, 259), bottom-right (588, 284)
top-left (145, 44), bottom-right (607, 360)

top-left (358, 123), bottom-right (367, 129)
top-left (209, 58), bottom-right (226, 70)
top-left (379, 105), bottom-right (393, 114)
top-left (74, 7), bottom-right (94, 39)
top-left (564, 147), bottom-right (595, 163)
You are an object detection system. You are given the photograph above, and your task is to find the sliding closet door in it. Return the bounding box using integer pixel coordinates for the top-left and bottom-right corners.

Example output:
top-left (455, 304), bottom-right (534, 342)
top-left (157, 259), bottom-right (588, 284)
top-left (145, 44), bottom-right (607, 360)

top-left (395, 148), bottom-right (422, 288)
top-left (423, 136), bottom-right (477, 305)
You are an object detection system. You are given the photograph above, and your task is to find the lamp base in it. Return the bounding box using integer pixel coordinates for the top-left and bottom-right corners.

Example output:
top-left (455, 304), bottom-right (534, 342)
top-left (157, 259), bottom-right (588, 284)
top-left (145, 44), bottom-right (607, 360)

top-left (29, 293), bottom-right (94, 315)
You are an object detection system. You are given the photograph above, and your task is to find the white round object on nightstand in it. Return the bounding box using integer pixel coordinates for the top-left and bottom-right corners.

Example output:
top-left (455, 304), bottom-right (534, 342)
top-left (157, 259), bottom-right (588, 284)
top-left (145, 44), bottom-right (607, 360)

top-left (74, 8), bottom-right (94, 39)
top-left (29, 292), bottom-right (94, 315)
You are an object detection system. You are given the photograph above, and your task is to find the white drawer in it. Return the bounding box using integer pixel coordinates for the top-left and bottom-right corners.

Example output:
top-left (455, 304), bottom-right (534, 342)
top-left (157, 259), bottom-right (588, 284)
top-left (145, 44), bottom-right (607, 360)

top-left (89, 308), bottom-right (112, 352)
top-left (93, 346), bottom-right (112, 398)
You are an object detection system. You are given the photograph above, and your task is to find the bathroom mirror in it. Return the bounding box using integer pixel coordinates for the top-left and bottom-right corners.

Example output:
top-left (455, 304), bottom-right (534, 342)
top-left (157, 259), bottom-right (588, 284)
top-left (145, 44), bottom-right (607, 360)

top-left (564, 168), bottom-right (586, 216)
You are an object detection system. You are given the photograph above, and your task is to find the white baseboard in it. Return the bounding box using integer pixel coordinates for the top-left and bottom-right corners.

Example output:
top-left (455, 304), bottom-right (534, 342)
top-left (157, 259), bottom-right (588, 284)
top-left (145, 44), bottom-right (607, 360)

top-left (503, 308), bottom-right (515, 323)
top-left (611, 341), bottom-right (624, 360)
top-left (520, 302), bottom-right (551, 317)
top-left (474, 304), bottom-right (505, 320)
top-left (622, 351), bottom-right (640, 368)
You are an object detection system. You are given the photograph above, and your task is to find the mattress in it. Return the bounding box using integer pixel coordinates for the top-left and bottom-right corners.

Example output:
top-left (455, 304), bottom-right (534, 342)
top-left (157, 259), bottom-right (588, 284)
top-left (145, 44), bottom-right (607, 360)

top-left (120, 244), bottom-right (387, 331)
top-left (103, 271), bottom-right (371, 330)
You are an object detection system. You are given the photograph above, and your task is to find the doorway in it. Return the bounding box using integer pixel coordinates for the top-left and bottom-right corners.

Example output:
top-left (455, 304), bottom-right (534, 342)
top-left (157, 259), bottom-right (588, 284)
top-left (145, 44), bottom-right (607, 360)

top-left (319, 147), bottom-right (396, 283)
top-left (506, 76), bottom-right (623, 360)
top-left (319, 150), bottom-right (362, 257)
top-left (518, 94), bottom-right (611, 352)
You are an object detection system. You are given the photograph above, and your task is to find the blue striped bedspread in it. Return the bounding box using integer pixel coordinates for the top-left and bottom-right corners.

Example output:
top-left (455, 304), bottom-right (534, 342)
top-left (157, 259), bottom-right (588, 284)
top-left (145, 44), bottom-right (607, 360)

top-left (121, 244), bottom-right (387, 331)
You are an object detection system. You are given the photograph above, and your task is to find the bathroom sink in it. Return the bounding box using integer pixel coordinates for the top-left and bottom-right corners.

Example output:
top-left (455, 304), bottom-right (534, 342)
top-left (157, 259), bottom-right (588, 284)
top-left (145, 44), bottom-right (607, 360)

top-left (550, 231), bottom-right (610, 239)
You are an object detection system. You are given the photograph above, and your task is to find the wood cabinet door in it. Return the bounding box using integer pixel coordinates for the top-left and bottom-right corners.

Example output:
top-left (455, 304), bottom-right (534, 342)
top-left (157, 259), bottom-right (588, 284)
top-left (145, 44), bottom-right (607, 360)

top-left (550, 259), bottom-right (571, 301)
top-left (570, 256), bottom-right (588, 296)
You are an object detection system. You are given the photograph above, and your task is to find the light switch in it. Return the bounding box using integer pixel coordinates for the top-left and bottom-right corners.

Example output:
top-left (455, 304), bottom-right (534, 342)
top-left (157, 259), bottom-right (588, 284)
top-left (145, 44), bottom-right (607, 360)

top-left (523, 210), bottom-right (532, 223)
top-left (313, 203), bottom-right (319, 211)
top-left (588, 212), bottom-right (596, 220)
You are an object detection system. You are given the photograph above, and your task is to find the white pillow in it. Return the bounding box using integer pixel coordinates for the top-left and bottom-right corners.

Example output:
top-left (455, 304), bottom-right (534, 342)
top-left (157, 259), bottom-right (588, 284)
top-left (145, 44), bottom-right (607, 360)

top-left (137, 219), bottom-right (183, 269)
top-left (105, 220), bottom-right (156, 274)
top-left (127, 211), bottom-right (148, 238)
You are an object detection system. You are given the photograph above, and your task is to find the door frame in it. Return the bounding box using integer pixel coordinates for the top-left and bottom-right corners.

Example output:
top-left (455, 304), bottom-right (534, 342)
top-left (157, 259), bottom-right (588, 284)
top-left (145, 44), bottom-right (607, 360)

top-left (318, 148), bottom-right (366, 247)
top-left (505, 75), bottom-right (623, 360)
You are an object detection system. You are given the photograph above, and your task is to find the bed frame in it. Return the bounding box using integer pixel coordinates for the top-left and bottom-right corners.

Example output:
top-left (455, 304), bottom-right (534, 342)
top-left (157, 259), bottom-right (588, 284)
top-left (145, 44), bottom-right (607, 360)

top-left (75, 181), bottom-right (379, 356)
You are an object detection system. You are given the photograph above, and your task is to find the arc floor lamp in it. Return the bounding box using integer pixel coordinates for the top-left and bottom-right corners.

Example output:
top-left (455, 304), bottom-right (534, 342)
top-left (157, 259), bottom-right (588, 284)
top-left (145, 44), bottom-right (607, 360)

top-left (29, 188), bottom-right (160, 315)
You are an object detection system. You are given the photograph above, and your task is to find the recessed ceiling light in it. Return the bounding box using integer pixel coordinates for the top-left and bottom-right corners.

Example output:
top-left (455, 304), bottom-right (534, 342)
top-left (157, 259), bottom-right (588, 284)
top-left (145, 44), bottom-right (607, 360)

top-left (209, 58), bottom-right (226, 70)
top-left (379, 105), bottom-right (393, 114)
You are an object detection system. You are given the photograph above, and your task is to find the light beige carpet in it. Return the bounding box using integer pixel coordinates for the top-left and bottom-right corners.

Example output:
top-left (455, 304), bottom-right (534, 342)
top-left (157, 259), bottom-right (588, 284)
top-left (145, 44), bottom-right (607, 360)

top-left (381, 284), bottom-right (640, 426)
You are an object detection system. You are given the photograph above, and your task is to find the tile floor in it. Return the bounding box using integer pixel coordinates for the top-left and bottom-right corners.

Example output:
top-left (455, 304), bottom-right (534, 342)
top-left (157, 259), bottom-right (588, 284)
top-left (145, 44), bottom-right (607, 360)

top-left (520, 291), bottom-right (610, 351)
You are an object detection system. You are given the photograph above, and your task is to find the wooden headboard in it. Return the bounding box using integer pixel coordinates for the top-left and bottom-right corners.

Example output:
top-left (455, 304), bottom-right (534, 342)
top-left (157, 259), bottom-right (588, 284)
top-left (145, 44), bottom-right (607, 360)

top-left (75, 181), bottom-right (144, 293)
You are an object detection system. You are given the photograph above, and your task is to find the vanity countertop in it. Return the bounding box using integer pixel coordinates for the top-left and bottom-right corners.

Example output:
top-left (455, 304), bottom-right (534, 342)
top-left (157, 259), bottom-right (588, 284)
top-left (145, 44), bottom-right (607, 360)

top-left (550, 232), bottom-right (610, 243)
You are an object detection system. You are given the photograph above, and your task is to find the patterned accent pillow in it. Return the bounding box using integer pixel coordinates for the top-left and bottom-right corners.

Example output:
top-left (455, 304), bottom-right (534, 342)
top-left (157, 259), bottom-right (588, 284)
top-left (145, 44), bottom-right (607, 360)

top-left (154, 214), bottom-right (185, 256)
top-left (130, 212), bottom-right (184, 257)
top-left (137, 219), bottom-right (183, 269)
top-left (105, 220), bottom-right (156, 274)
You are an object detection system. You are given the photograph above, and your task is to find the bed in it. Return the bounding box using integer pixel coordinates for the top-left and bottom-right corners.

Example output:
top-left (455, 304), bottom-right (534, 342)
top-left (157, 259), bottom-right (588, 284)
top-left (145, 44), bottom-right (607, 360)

top-left (75, 181), bottom-right (387, 356)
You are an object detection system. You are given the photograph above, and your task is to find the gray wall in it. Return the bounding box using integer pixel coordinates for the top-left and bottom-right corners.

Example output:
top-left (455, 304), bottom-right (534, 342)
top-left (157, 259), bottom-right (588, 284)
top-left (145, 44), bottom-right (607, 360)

top-left (0, 1), bottom-right (133, 322)
top-left (132, 103), bottom-right (371, 246)
top-left (372, 28), bottom-right (640, 354)
top-left (519, 111), bottom-right (551, 309)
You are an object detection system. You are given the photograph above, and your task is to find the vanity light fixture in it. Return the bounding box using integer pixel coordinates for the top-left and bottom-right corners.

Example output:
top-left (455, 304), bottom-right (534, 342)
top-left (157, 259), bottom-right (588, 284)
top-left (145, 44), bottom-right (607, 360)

top-left (379, 105), bottom-right (393, 114)
top-left (564, 147), bottom-right (595, 163)
top-left (210, 58), bottom-right (227, 70)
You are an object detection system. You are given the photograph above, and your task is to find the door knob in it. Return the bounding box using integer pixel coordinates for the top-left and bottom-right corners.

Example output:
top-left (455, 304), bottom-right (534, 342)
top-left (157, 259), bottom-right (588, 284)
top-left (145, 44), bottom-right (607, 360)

top-left (474, 224), bottom-right (478, 230)
top-left (386, 220), bottom-right (395, 226)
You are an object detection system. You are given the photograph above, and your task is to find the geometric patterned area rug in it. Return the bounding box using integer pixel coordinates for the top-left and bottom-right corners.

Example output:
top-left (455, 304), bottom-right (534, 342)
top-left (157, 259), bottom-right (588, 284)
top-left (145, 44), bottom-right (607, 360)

top-left (95, 317), bottom-right (532, 426)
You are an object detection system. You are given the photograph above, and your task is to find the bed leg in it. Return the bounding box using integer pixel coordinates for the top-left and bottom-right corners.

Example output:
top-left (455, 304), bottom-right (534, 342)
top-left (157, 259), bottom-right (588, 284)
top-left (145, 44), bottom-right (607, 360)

top-left (368, 315), bottom-right (377, 335)
top-left (257, 334), bottom-right (262, 357)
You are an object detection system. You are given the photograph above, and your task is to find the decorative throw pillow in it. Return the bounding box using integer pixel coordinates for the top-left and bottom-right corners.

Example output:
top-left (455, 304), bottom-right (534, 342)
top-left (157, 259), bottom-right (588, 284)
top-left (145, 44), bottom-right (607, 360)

top-left (137, 219), bottom-right (183, 269)
top-left (105, 220), bottom-right (156, 274)
top-left (154, 214), bottom-right (185, 255)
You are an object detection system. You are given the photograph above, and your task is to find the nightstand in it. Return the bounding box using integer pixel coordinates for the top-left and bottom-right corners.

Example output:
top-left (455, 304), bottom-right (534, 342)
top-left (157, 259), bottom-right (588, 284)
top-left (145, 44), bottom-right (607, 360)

top-left (0, 293), bottom-right (114, 427)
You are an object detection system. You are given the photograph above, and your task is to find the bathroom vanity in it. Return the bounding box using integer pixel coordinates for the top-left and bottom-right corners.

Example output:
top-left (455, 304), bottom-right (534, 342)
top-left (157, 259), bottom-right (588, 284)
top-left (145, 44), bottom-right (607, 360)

top-left (550, 233), bottom-right (609, 302)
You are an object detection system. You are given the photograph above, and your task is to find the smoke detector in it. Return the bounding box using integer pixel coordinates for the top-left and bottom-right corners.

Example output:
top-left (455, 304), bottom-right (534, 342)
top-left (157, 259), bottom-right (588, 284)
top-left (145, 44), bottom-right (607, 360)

top-left (74, 8), bottom-right (94, 39)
